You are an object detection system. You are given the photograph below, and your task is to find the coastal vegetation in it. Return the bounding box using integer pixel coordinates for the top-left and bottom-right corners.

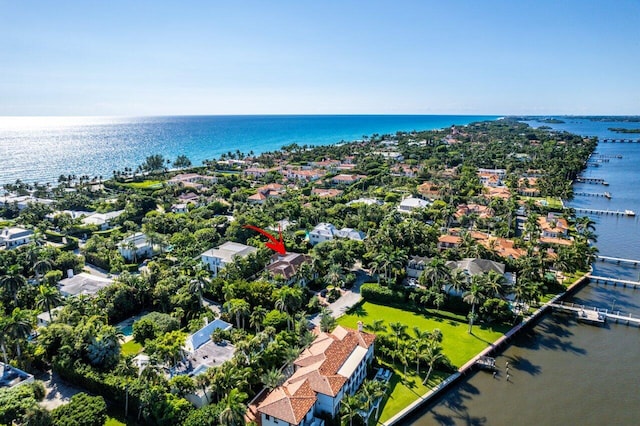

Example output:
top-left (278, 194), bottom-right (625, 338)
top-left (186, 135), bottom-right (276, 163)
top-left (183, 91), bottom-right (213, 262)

top-left (607, 127), bottom-right (640, 133)
top-left (0, 119), bottom-right (598, 425)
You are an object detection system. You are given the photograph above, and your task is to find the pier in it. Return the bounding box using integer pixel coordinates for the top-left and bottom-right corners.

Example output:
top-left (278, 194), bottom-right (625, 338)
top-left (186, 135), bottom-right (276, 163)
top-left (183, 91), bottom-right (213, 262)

top-left (589, 275), bottom-right (640, 288)
top-left (550, 302), bottom-right (640, 326)
top-left (575, 177), bottom-right (609, 185)
top-left (573, 191), bottom-right (611, 199)
top-left (572, 207), bottom-right (635, 217)
top-left (597, 255), bottom-right (640, 266)
top-left (601, 138), bottom-right (640, 143)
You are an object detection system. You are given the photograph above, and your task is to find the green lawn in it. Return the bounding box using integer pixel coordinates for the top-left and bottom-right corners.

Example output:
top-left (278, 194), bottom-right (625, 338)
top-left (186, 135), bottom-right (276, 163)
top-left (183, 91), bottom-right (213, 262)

top-left (338, 302), bottom-right (507, 423)
top-left (124, 180), bottom-right (163, 189)
top-left (121, 340), bottom-right (143, 356)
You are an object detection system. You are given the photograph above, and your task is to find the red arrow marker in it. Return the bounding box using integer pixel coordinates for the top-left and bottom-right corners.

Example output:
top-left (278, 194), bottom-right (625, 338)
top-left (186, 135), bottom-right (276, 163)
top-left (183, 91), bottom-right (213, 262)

top-left (243, 224), bottom-right (287, 255)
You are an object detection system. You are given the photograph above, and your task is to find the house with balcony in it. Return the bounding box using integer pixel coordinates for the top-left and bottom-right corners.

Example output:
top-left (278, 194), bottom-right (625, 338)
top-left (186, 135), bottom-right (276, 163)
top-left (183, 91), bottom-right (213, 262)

top-left (266, 252), bottom-right (313, 285)
top-left (118, 233), bottom-right (154, 261)
top-left (308, 223), bottom-right (366, 246)
top-left (257, 325), bottom-right (375, 426)
top-left (0, 227), bottom-right (34, 249)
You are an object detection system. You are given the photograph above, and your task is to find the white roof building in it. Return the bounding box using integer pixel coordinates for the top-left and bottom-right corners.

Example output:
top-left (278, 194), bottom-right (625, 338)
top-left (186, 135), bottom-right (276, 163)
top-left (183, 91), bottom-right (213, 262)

top-left (397, 196), bottom-right (431, 213)
top-left (58, 272), bottom-right (114, 297)
top-left (81, 210), bottom-right (124, 230)
top-left (201, 242), bottom-right (257, 277)
top-left (118, 232), bottom-right (153, 262)
top-left (0, 227), bottom-right (34, 249)
top-left (309, 223), bottom-right (366, 245)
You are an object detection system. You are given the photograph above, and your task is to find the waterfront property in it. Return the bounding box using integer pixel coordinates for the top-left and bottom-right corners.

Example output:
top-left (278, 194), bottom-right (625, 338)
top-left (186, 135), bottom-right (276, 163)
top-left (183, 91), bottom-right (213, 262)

top-left (200, 241), bottom-right (257, 277)
top-left (256, 325), bottom-right (375, 426)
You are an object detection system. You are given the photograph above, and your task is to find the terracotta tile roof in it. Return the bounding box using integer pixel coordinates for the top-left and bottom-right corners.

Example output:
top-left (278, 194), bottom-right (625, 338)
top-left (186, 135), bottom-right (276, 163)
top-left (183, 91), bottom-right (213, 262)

top-left (257, 326), bottom-right (375, 423)
top-left (438, 234), bottom-right (461, 244)
top-left (258, 379), bottom-right (316, 425)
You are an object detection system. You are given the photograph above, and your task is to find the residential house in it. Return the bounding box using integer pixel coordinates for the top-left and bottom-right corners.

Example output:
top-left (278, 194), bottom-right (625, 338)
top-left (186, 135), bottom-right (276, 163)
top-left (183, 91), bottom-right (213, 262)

top-left (283, 168), bottom-right (325, 182)
top-left (171, 203), bottom-right (189, 214)
top-left (454, 203), bottom-right (493, 221)
top-left (58, 272), bottom-right (114, 297)
top-left (248, 183), bottom-right (286, 204)
top-left (267, 252), bottom-right (313, 285)
top-left (179, 319), bottom-right (235, 383)
top-left (81, 210), bottom-right (124, 230)
top-left (397, 196), bottom-right (430, 214)
top-left (37, 306), bottom-right (63, 327)
top-left (373, 151), bottom-right (404, 161)
top-left (346, 198), bottom-right (382, 206)
top-left (201, 242), bottom-right (257, 277)
top-left (445, 258), bottom-right (514, 294)
top-left (257, 325), bottom-right (375, 426)
top-left (168, 173), bottom-right (217, 190)
top-left (244, 167), bottom-right (270, 179)
top-left (538, 213), bottom-right (569, 239)
top-left (406, 256), bottom-right (431, 278)
top-left (0, 227), bottom-right (33, 249)
top-left (331, 174), bottom-right (366, 186)
top-left (118, 233), bottom-right (154, 261)
top-left (437, 234), bottom-right (461, 250)
top-left (311, 159), bottom-right (341, 170)
top-left (390, 164), bottom-right (419, 178)
top-left (308, 223), bottom-right (366, 246)
top-left (311, 188), bottom-right (343, 198)
top-left (484, 186), bottom-right (512, 199)
top-left (417, 181), bottom-right (441, 199)
top-left (518, 177), bottom-right (540, 197)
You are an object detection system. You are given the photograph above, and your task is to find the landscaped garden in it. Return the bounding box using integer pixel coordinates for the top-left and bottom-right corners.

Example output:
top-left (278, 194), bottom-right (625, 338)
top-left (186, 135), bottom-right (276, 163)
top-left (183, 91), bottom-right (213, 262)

top-left (338, 301), bottom-right (507, 422)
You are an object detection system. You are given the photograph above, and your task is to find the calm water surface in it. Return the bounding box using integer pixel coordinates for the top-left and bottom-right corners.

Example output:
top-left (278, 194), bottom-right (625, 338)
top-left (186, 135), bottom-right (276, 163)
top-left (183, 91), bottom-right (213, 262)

top-left (0, 115), bottom-right (495, 185)
top-left (411, 118), bottom-right (640, 425)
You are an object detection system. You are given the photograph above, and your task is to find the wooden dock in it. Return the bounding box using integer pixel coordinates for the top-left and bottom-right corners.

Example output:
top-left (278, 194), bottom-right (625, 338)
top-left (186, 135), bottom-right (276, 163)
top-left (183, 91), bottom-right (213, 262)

top-left (551, 301), bottom-right (640, 327)
top-left (602, 138), bottom-right (640, 143)
top-left (575, 177), bottom-right (608, 185)
top-left (573, 207), bottom-right (635, 217)
top-left (550, 302), bottom-right (606, 324)
top-left (573, 191), bottom-right (611, 198)
top-left (589, 274), bottom-right (640, 288)
top-left (597, 255), bottom-right (640, 266)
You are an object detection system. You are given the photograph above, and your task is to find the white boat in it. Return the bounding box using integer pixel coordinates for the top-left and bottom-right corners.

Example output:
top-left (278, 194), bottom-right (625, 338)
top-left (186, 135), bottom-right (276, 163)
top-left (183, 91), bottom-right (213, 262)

top-left (625, 210), bottom-right (636, 217)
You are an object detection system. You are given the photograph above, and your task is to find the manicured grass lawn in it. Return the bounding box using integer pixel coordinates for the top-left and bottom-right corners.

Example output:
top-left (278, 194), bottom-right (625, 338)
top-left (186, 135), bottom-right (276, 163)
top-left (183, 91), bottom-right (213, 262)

top-left (338, 302), bottom-right (507, 367)
top-left (121, 340), bottom-right (143, 356)
top-left (124, 180), bottom-right (163, 189)
top-left (338, 302), bottom-right (507, 422)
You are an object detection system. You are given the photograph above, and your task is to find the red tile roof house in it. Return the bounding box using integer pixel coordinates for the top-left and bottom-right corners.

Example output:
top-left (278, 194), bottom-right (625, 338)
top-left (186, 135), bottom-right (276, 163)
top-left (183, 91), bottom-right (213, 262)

top-left (256, 325), bottom-right (375, 426)
top-left (244, 167), bottom-right (271, 178)
top-left (267, 252), bottom-right (314, 285)
top-left (331, 174), bottom-right (366, 185)
top-left (248, 183), bottom-right (286, 204)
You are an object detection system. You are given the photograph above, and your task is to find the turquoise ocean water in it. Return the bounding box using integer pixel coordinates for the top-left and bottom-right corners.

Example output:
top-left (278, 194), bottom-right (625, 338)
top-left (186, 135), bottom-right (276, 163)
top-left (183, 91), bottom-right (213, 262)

top-left (0, 115), bottom-right (496, 185)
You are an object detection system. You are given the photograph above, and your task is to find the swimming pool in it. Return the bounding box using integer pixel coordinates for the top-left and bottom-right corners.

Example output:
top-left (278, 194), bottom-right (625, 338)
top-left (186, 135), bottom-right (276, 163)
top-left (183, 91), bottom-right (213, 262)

top-left (119, 325), bottom-right (133, 336)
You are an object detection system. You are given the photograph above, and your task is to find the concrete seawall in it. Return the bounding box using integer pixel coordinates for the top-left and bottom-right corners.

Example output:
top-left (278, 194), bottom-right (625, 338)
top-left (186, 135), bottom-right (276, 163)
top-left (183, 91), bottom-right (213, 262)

top-left (383, 274), bottom-right (590, 425)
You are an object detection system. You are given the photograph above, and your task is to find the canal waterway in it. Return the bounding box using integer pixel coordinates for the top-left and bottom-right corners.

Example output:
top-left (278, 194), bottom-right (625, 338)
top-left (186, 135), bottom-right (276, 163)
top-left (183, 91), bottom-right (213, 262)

top-left (409, 118), bottom-right (640, 425)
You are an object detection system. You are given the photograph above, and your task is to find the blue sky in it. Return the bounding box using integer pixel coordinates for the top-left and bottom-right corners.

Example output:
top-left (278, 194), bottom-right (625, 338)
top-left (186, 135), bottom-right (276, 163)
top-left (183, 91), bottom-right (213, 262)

top-left (1, 0), bottom-right (638, 115)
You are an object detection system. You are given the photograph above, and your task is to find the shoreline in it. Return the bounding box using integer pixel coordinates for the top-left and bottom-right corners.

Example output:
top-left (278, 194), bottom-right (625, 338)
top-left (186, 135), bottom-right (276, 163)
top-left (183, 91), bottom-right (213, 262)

top-left (383, 273), bottom-right (591, 425)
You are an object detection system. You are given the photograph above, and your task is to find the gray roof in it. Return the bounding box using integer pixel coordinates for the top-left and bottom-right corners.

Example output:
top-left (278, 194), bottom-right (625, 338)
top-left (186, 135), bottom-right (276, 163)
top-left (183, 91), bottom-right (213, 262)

top-left (446, 258), bottom-right (505, 276)
top-left (58, 273), bottom-right (113, 297)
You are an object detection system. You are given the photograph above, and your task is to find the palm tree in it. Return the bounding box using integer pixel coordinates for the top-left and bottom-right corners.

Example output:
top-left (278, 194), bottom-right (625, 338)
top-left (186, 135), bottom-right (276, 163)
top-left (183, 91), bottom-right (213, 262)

top-left (423, 258), bottom-right (451, 290)
top-left (32, 259), bottom-right (52, 284)
top-left (1, 266), bottom-right (27, 305)
top-left (194, 374), bottom-right (210, 403)
top-left (389, 322), bottom-right (408, 351)
top-left (422, 342), bottom-right (444, 385)
top-left (261, 367), bottom-right (285, 391)
top-left (3, 307), bottom-right (33, 360)
top-left (35, 284), bottom-right (63, 323)
top-left (340, 394), bottom-right (362, 426)
top-left (250, 306), bottom-right (267, 332)
top-left (325, 263), bottom-right (346, 288)
top-left (364, 319), bottom-right (387, 334)
top-left (448, 268), bottom-right (468, 296)
top-left (483, 270), bottom-right (507, 299)
top-left (218, 389), bottom-right (247, 426)
top-left (463, 277), bottom-right (485, 334)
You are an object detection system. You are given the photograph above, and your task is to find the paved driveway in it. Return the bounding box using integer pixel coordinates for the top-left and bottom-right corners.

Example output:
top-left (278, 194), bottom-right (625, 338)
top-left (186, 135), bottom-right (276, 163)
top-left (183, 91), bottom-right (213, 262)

top-left (310, 270), bottom-right (369, 325)
top-left (38, 371), bottom-right (83, 410)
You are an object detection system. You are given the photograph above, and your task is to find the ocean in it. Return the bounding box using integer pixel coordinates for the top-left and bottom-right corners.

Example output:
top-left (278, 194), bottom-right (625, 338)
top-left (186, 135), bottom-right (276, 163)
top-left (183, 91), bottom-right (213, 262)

top-left (0, 115), bottom-right (496, 185)
top-left (410, 117), bottom-right (640, 425)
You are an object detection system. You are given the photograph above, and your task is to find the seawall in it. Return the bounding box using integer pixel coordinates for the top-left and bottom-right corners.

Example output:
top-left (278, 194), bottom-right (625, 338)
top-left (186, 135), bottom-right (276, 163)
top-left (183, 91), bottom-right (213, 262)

top-left (382, 273), bottom-right (591, 425)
